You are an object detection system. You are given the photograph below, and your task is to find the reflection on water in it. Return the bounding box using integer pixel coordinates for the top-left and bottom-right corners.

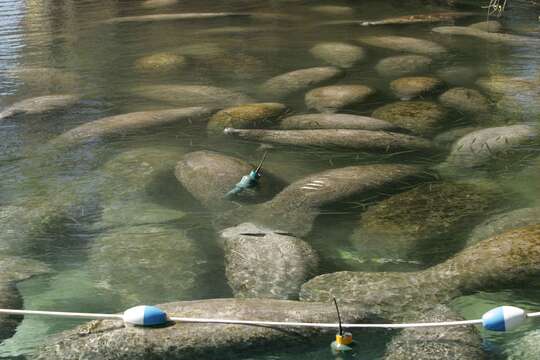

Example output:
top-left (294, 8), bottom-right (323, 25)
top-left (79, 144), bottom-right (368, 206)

top-left (0, 0), bottom-right (539, 358)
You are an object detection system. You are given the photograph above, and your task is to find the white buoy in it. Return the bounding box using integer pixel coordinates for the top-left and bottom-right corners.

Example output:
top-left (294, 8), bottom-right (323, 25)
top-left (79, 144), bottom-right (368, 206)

top-left (123, 306), bottom-right (169, 326)
top-left (482, 306), bottom-right (526, 332)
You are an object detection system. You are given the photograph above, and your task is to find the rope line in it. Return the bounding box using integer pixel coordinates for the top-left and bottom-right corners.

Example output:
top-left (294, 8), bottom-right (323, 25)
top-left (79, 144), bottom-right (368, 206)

top-left (0, 308), bottom-right (539, 329)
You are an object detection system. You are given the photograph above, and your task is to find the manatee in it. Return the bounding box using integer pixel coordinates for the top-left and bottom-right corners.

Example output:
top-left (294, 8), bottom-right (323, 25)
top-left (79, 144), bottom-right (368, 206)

top-left (305, 85), bottom-right (375, 113)
top-left (207, 103), bottom-right (288, 133)
top-left (476, 75), bottom-right (538, 97)
top-left (505, 330), bottom-right (540, 360)
top-left (309, 42), bottom-right (366, 68)
top-left (130, 85), bottom-right (253, 108)
top-left (469, 20), bottom-right (502, 32)
top-left (389, 76), bottom-right (443, 100)
top-left (259, 67), bottom-right (343, 100)
top-left (103, 12), bottom-right (251, 24)
top-left (433, 126), bottom-right (480, 148)
top-left (220, 223), bottom-right (318, 300)
top-left (468, 207), bottom-right (540, 245)
top-left (7, 67), bottom-right (79, 95)
top-left (300, 225), bottom-right (540, 320)
top-left (224, 128), bottom-right (435, 153)
top-left (439, 87), bottom-right (490, 113)
top-left (175, 43), bottom-right (227, 59)
top-left (98, 201), bottom-right (186, 230)
top-left (194, 52), bottom-right (267, 81)
top-left (0, 205), bottom-right (78, 256)
top-left (310, 5), bottom-right (354, 16)
top-left (376, 55), bottom-right (433, 78)
top-left (0, 257), bottom-right (49, 342)
top-left (371, 101), bottom-right (447, 137)
top-left (351, 180), bottom-right (507, 261)
top-left (436, 66), bottom-right (478, 86)
top-left (86, 224), bottom-right (211, 305)
top-left (384, 305), bottom-right (486, 360)
top-left (141, 0), bottom-right (177, 8)
top-left (134, 52), bottom-right (186, 73)
top-left (36, 298), bottom-right (372, 360)
top-left (0, 95), bottom-right (80, 120)
top-left (432, 26), bottom-right (539, 45)
top-left (98, 146), bottom-right (185, 203)
top-left (357, 36), bottom-right (446, 55)
top-left (51, 107), bottom-right (213, 147)
top-left (476, 76), bottom-right (540, 116)
top-left (357, 12), bottom-right (476, 26)
top-left (279, 114), bottom-right (401, 131)
top-left (104, 12), bottom-right (294, 24)
top-left (174, 151), bottom-right (281, 210)
top-left (243, 164), bottom-right (426, 236)
top-left (443, 125), bottom-right (539, 169)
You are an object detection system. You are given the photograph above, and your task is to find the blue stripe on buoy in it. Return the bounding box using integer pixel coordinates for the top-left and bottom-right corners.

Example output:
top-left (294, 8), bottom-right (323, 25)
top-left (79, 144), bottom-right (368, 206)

top-left (142, 306), bottom-right (168, 326)
top-left (123, 305), bottom-right (168, 326)
top-left (482, 306), bottom-right (506, 331)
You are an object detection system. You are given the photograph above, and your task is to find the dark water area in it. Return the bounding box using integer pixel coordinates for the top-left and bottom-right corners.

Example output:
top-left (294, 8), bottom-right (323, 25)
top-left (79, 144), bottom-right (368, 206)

top-left (0, 0), bottom-right (539, 358)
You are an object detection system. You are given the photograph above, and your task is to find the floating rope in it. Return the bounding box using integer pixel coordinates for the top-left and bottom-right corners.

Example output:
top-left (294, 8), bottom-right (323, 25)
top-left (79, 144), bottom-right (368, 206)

top-left (0, 305), bottom-right (538, 331)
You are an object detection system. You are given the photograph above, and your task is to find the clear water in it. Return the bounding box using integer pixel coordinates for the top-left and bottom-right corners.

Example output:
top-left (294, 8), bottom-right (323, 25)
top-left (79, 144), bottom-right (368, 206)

top-left (0, 0), bottom-right (539, 358)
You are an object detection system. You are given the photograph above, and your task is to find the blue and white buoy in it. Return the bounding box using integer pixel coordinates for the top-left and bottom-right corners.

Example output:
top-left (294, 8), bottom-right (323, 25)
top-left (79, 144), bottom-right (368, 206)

top-left (482, 306), bottom-right (526, 332)
top-left (123, 305), bottom-right (169, 327)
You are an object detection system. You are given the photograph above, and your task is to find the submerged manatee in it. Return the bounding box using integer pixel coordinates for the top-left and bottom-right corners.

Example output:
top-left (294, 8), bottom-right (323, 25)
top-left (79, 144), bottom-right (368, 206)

top-left (36, 298), bottom-right (373, 360)
top-left (87, 225), bottom-right (211, 305)
top-left (384, 305), bottom-right (486, 360)
top-left (357, 36), bottom-right (446, 55)
top-left (305, 85), bottom-right (375, 113)
top-left (357, 12), bottom-right (476, 26)
top-left (389, 77), bottom-right (443, 100)
top-left (243, 164), bottom-right (427, 236)
top-left (103, 12), bottom-right (251, 24)
top-left (134, 52), bottom-right (186, 73)
top-left (224, 128), bottom-right (435, 153)
top-left (220, 223), bottom-right (318, 300)
top-left (433, 126), bottom-right (480, 148)
top-left (130, 85), bottom-right (253, 107)
top-left (436, 66), bottom-right (479, 86)
top-left (468, 207), bottom-right (540, 246)
top-left (371, 101), bottom-right (447, 137)
top-left (259, 67), bottom-right (343, 100)
top-left (174, 151), bottom-right (281, 210)
top-left (0, 257), bottom-right (49, 342)
top-left (439, 87), bottom-right (490, 113)
top-left (7, 67), bottom-right (79, 95)
top-left (432, 26), bottom-right (539, 45)
top-left (443, 125), bottom-right (539, 169)
top-left (309, 42), bottom-right (366, 68)
top-left (0, 205), bottom-right (80, 256)
top-left (51, 107), bottom-right (213, 147)
top-left (301, 225), bottom-right (540, 320)
top-left (0, 95), bottom-right (80, 120)
top-left (469, 20), bottom-right (502, 32)
top-left (376, 55), bottom-right (433, 78)
top-left (351, 180), bottom-right (507, 261)
top-left (141, 0), bottom-right (177, 8)
top-left (279, 113), bottom-right (401, 131)
top-left (505, 330), bottom-right (540, 360)
top-left (310, 5), bottom-right (354, 16)
top-left (97, 146), bottom-right (186, 206)
top-left (207, 103), bottom-right (288, 133)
